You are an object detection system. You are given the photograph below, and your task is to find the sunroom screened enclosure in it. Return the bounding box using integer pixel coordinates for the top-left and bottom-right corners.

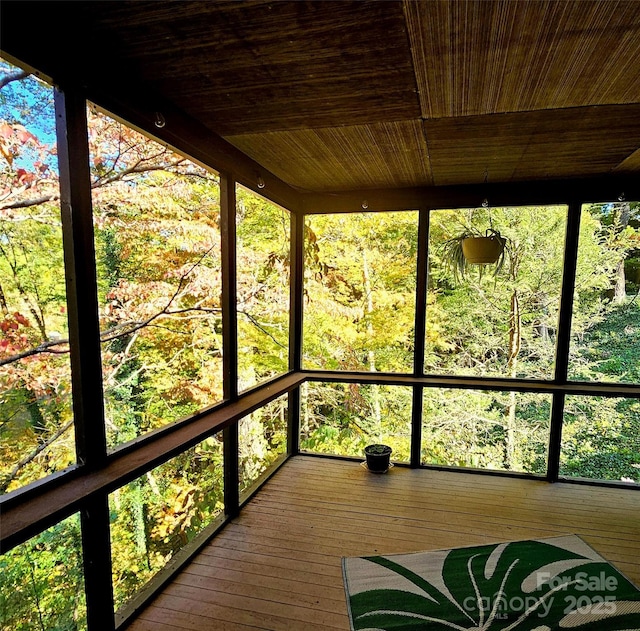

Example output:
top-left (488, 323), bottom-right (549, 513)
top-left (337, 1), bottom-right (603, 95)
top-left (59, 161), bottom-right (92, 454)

top-left (1, 1), bottom-right (639, 630)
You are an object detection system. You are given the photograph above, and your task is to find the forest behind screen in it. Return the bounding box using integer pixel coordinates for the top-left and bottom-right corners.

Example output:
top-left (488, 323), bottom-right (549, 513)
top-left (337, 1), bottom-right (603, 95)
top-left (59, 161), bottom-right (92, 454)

top-left (1, 59), bottom-right (639, 630)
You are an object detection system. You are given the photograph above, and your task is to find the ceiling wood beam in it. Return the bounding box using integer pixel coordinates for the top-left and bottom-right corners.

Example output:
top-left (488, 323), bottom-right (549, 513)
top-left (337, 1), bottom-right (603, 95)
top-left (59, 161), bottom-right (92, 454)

top-left (300, 175), bottom-right (640, 213)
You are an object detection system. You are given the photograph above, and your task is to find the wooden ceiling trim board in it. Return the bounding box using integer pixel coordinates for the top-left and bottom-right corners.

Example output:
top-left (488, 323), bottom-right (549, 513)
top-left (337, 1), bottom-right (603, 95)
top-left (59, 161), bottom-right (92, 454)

top-left (227, 121), bottom-right (432, 192)
top-left (425, 104), bottom-right (640, 186)
top-left (84, 87), bottom-right (304, 213)
top-left (301, 175), bottom-right (640, 215)
top-left (613, 147), bottom-right (640, 174)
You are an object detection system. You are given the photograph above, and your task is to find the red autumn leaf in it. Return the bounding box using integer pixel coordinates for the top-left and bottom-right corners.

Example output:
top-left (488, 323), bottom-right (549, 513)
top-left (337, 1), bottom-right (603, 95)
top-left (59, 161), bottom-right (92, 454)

top-left (0, 122), bottom-right (13, 138)
top-left (14, 312), bottom-right (30, 326)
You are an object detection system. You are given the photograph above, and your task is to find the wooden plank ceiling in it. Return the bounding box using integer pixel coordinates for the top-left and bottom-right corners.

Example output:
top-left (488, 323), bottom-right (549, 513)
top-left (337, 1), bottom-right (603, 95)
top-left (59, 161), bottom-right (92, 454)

top-left (2, 0), bottom-right (640, 192)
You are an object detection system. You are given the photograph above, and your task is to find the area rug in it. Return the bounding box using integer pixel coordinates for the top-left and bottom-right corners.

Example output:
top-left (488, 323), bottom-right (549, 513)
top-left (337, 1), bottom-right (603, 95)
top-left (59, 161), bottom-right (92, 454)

top-left (342, 535), bottom-right (640, 630)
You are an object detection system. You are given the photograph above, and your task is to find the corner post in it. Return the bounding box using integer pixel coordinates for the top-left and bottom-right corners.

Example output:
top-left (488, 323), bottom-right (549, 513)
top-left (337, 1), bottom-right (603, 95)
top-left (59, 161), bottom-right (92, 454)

top-left (220, 173), bottom-right (239, 517)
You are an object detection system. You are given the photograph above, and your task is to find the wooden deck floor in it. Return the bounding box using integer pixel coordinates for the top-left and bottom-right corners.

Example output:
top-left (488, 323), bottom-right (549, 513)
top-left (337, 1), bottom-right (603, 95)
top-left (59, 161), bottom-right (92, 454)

top-left (128, 455), bottom-right (640, 631)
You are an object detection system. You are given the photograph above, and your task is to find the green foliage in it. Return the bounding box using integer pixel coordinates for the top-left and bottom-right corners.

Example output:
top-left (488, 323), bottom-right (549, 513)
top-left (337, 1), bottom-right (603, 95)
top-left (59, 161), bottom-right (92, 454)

top-left (239, 395), bottom-right (288, 493)
top-left (421, 389), bottom-right (551, 473)
top-left (561, 396), bottom-right (640, 483)
top-left (364, 443), bottom-right (391, 455)
top-left (303, 211), bottom-right (418, 372)
top-left (110, 437), bottom-right (224, 608)
top-left (0, 515), bottom-right (86, 631)
top-left (236, 185), bottom-right (291, 390)
top-left (300, 382), bottom-right (412, 462)
top-left (428, 205), bottom-right (568, 379)
top-left (570, 301), bottom-right (640, 384)
top-left (302, 202), bottom-right (637, 483)
top-left (1, 60), bottom-right (290, 621)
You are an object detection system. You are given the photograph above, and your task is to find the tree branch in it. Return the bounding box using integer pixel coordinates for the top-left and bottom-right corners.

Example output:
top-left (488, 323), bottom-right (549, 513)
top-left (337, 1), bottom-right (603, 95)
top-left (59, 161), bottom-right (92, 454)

top-left (238, 310), bottom-right (287, 349)
top-left (92, 158), bottom-right (186, 188)
top-left (0, 304), bottom-right (222, 367)
top-left (0, 70), bottom-right (30, 90)
top-left (0, 417), bottom-right (74, 494)
top-left (0, 193), bottom-right (60, 211)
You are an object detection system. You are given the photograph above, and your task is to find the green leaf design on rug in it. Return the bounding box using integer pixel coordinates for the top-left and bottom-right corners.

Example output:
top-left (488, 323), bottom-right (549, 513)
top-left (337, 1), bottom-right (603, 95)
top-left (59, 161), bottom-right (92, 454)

top-left (344, 536), bottom-right (640, 631)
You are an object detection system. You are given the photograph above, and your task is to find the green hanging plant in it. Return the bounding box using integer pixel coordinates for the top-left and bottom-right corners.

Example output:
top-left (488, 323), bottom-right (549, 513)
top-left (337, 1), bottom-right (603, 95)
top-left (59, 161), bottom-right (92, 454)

top-left (440, 227), bottom-right (509, 282)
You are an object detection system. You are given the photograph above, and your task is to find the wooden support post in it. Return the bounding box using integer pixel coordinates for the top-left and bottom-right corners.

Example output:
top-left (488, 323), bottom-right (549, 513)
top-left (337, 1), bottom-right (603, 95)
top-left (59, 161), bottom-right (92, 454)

top-left (411, 209), bottom-right (430, 467)
top-left (220, 173), bottom-right (240, 517)
top-left (287, 388), bottom-right (300, 457)
top-left (413, 209), bottom-right (429, 376)
top-left (548, 201), bottom-right (582, 481)
top-left (55, 87), bottom-right (106, 467)
top-left (56, 86), bottom-right (114, 631)
top-left (81, 494), bottom-right (115, 631)
top-left (220, 174), bottom-right (238, 401)
top-left (289, 212), bottom-right (304, 372)
top-left (223, 424), bottom-right (240, 519)
top-left (287, 211), bottom-right (305, 456)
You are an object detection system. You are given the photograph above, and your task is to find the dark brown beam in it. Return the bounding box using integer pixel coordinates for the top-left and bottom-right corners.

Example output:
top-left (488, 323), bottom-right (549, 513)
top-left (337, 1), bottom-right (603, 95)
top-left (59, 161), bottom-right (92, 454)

top-left (301, 176), bottom-right (640, 214)
top-left (287, 388), bottom-right (301, 457)
top-left (220, 173), bottom-right (240, 516)
top-left (86, 97), bottom-right (303, 215)
top-left (55, 87), bottom-right (107, 466)
top-left (548, 394), bottom-right (567, 484)
top-left (0, 373), bottom-right (304, 551)
top-left (220, 174), bottom-right (238, 401)
top-left (548, 201), bottom-right (583, 481)
top-left (289, 212), bottom-right (305, 371)
top-left (413, 209), bottom-right (429, 375)
top-left (410, 209), bottom-right (429, 468)
top-left (554, 201), bottom-right (583, 383)
top-left (81, 495), bottom-right (116, 631)
top-left (301, 370), bottom-right (640, 397)
top-left (410, 387), bottom-right (423, 468)
top-left (223, 423), bottom-right (240, 519)
top-left (287, 211), bottom-right (304, 456)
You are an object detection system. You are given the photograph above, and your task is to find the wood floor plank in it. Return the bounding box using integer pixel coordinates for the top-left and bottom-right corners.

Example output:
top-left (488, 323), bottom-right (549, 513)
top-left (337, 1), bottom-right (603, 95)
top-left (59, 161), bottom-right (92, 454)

top-left (192, 549), bottom-right (343, 582)
top-left (135, 607), bottom-right (263, 631)
top-left (237, 503), bottom-right (640, 550)
top-left (128, 456), bottom-right (640, 631)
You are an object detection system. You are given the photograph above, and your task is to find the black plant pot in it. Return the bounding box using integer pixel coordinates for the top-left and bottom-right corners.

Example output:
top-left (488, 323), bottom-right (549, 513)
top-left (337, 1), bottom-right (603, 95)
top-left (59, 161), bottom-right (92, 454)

top-left (364, 444), bottom-right (392, 473)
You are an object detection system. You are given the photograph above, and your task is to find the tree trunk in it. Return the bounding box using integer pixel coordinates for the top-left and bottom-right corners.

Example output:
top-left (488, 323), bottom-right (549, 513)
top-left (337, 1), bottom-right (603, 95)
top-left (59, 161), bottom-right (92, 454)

top-left (0, 281), bottom-right (9, 315)
top-left (613, 202), bottom-right (631, 304)
top-left (131, 480), bottom-right (150, 570)
top-left (613, 260), bottom-right (626, 303)
top-left (362, 250), bottom-right (381, 437)
top-left (505, 289), bottom-right (521, 470)
top-left (301, 382), bottom-right (309, 438)
top-left (535, 293), bottom-right (550, 342)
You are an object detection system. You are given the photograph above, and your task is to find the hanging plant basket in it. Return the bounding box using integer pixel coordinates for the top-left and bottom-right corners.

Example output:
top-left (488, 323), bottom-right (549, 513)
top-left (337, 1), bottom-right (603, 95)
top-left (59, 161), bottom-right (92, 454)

top-left (461, 232), bottom-right (505, 264)
top-left (441, 228), bottom-right (509, 281)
